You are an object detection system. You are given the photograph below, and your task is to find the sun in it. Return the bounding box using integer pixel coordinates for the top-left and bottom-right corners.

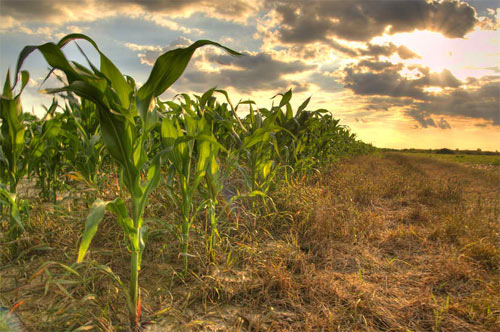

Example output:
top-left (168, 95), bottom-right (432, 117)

top-left (371, 29), bottom-right (500, 80)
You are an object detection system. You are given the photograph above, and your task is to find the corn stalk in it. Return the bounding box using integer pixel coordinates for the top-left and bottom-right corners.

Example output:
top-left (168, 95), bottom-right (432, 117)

top-left (161, 99), bottom-right (226, 275)
top-left (0, 70), bottom-right (29, 239)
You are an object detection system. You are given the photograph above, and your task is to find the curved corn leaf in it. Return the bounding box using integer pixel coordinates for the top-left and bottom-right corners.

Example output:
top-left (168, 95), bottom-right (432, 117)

top-left (0, 187), bottom-right (23, 233)
top-left (137, 41), bottom-right (240, 122)
top-left (77, 198), bottom-right (127, 262)
top-left (279, 89), bottom-right (292, 108)
top-left (297, 96), bottom-right (311, 115)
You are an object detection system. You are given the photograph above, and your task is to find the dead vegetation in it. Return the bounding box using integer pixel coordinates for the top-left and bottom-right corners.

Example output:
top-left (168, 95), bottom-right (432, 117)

top-left (1, 153), bottom-right (499, 331)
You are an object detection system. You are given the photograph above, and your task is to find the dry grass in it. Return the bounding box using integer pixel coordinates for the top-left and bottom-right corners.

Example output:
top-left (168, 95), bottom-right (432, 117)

top-left (1, 152), bottom-right (499, 331)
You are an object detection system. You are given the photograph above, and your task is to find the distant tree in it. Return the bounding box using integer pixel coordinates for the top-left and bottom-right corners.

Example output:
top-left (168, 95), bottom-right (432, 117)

top-left (436, 148), bottom-right (454, 154)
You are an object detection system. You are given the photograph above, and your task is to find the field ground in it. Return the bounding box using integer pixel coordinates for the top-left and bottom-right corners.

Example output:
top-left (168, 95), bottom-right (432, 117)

top-left (1, 153), bottom-right (499, 331)
top-left (402, 152), bottom-right (500, 167)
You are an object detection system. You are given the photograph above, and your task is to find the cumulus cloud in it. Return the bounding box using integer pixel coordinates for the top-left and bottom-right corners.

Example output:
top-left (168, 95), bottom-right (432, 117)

top-left (125, 37), bottom-right (193, 65)
top-left (342, 64), bottom-right (426, 99)
top-left (125, 39), bottom-right (315, 93)
top-left (344, 66), bottom-right (498, 128)
top-left (397, 45), bottom-right (421, 60)
top-left (406, 109), bottom-right (453, 129)
top-left (342, 61), bottom-right (463, 97)
top-left (407, 109), bottom-right (438, 128)
top-left (421, 77), bottom-right (500, 125)
top-left (265, 0), bottom-right (477, 44)
top-left (357, 60), bottom-right (402, 72)
top-left (437, 117), bottom-right (452, 129)
top-left (0, 0), bottom-right (261, 29)
top-left (338, 56), bottom-right (500, 128)
top-left (179, 51), bottom-right (315, 92)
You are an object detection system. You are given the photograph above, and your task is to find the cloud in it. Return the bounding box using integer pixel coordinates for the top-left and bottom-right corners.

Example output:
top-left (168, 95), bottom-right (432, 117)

top-left (357, 60), bottom-right (402, 72)
top-left (341, 58), bottom-right (499, 127)
top-left (420, 77), bottom-right (500, 125)
top-left (407, 109), bottom-right (438, 128)
top-left (265, 0), bottom-right (478, 45)
top-left (417, 68), bottom-right (462, 88)
top-left (437, 117), bottom-right (452, 129)
top-left (308, 72), bottom-right (344, 93)
top-left (342, 61), bottom-right (463, 98)
top-left (0, 0), bottom-right (262, 29)
top-left (125, 37), bottom-right (193, 65)
top-left (126, 39), bottom-right (315, 93)
top-left (344, 43), bottom-right (421, 60)
top-left (397, 45), bottom-right (421, 60)
top-left (406, 109), bottom-right (453, 129)
top-left (179, 51), bottom-right (315, 92)
top-left (342, 64), bottom-right (426, 99)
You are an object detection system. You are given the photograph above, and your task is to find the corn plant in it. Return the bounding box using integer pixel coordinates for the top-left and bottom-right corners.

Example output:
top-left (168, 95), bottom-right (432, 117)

top-left (14, 33), bottom-right (239, 329)
top-left (234, 92), bottom-right (294, 203)
top-left (60, 92), bottom-right (105, 189)
top-left (161, 96), bottom-right (226, 275)
top-left (27, 99), bottom-right (64, 203)
top-left (0, 70), bottom-right (29, 239)
top-left (195, 90), bottom-right (225, 259)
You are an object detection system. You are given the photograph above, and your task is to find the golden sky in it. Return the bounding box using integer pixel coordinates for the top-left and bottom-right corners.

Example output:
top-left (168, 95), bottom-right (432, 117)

top-left (1, 0), bottom-right (499, 150)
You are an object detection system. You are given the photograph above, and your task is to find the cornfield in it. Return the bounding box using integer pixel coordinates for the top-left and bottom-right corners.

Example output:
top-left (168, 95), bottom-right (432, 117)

top-left (0, 34), bottom-right (373, 331)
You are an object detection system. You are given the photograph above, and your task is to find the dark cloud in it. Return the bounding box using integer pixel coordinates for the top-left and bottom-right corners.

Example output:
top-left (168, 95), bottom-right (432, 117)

top-left (397, 45), bottom-right (421, 59)
top-left (341, 59), bottom-right (499, 127)
top-left (173, 51), bottom-right (315, 93)
top-left (357, 60), bottom-right (402, 72)
top-left (421, 78), bottom-right (500, 125)
top-left (416, 69), bottom-right (462, 88)
top-left (437, 117), bottom-right (452, 129)
top-left (114, 0), bottom-right (259, 19)
top-left (114, 0), bottom-right (201, 12)
top-left (350, 74), bottom-right (499, 127)
top-left (407, 109), bottom-right (438, 128)
top-left (342, 62), bottom-right (463, 99)
top-left (268, 0), bottom-right (477, 44)
top-left (406, 111), bottom-right (451, 129)
top-left (0, 0), bottom-right (259, 24)
top-left (342, 65), bottom-right (426, 99)
top-left (1, 0), bottom-right (69, 21)
top-left (359, 43), bottom-right (398, 57)
top-left (128, 36), bottom-right (314, 93)
top-left (323, 41), bottom-right (421, 60)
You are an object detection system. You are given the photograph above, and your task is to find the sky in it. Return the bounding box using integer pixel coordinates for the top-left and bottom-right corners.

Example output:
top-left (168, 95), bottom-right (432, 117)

top-left (1, 0), bottom-right (499, 151)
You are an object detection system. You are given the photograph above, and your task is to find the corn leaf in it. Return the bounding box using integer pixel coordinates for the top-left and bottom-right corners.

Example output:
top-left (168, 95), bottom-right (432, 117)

top-left (137, 41), bottom-right (240, 122)
top-left (77, 198), bottom-right (124, 262)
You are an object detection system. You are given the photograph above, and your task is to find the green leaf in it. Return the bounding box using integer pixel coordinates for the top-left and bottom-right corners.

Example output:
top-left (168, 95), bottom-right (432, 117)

top-left (297, 96), bottom-right (311, 115)
top-left (279, 89), bottom-right (292, 108)
top-left (2, 70), bottom-right (12, 97)
top-left (77, 199), bottom-right (113, 262)
top-left (200, 87), bottom-right (216, 108)
top-left (136, 40), bottom-right (240, 122)
top-left (0, 187), bottom-right (23, 233)
top-left (136, 159), bottom-right (161, 224)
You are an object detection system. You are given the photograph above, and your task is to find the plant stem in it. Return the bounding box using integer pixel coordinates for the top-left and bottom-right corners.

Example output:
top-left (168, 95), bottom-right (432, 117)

top-left (209, 199), bottom-right (217, 261)
top-left (181, 218), bottom-right (190, 277)
top-left (130, 244), bottom-right (140, 328)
